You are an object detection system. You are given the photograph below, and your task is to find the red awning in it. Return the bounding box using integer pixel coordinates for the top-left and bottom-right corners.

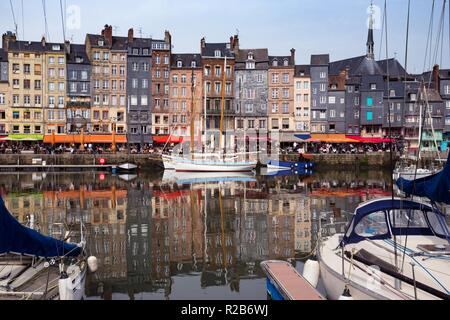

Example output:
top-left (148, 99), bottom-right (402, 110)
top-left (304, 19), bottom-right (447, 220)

top-left (152, 135), bottom-right (184, 144)
top-left (346, 136), bottom-right (394, 143)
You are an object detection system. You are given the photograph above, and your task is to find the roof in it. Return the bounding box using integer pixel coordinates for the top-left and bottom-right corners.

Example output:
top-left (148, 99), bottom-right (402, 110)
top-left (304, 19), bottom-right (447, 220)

top-left (0, 49), bottom-right (7, 62)
top-left (310, 54), bottom-right (330, 65)
top-left (171, 53), bottom-right (201, 68)
top-left (295, 65), bottom-right (311, 77)
top-left (269, 55), bottom-right (294, 67)
top-left (420, 88), bottom-right (443, 102)
top-left (353, 57), bottom-right (384, 76)
top-left (86, 34), bottom-right (128, 51)
top-left (67, 44), bottom-right (90, 64)
top-left (8, 40), bottom-right (65, 53)
top-left (201, 43), bottom-right (234, 58)
top-left (377, 58), bottom-right (408, 78)
top-left (235, 49), bottom-right (269, 70)
top-left (329, 56), bottom-right (365, 75)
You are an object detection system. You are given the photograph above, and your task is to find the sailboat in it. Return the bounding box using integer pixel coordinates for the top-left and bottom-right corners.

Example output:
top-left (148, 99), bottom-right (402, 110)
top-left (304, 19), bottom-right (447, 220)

top-left (0, 197), bottom-right (89, 300)
top-left (164, 56), bottom-right (257, 172)
top-left (318, 1), bottom-right (450, 300)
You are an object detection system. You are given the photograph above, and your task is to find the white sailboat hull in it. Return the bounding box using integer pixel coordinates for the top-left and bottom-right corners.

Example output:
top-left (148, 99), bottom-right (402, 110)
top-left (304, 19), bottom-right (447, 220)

top-left (118, 163), bottom-right (138, 171)
top-left (173, 161), bottom-right (257, 172)
top-left (162, 155), bottom-right (175, 170)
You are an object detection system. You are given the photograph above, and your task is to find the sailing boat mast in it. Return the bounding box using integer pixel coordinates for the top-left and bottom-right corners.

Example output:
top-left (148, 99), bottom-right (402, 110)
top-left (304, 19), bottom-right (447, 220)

top-left (190, 68), bottom-right (196, 157)
top-left (219, 55), bottom-right (227, 154)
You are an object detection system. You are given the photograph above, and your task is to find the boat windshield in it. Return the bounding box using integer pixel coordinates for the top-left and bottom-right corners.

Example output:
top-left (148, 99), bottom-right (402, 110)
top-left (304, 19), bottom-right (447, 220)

top-left (426, 211), bottom-right (450, 239)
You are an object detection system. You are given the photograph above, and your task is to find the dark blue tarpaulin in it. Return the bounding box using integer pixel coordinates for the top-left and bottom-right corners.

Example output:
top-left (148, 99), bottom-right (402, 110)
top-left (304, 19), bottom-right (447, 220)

top-left (295, 134), bottom-right (311, 141)
top-left (396, 153), bottom-right (450, 205)
top-left (0, 196), bottom-right (81, 258)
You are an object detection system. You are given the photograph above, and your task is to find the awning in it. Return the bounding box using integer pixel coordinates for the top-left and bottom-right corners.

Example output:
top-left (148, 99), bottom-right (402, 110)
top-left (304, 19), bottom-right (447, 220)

top-left (2, 134), bottom-right (44, 141)
top-left (295, 134), bottom-right (311, 141)
top-left (152, 135), bottom-right (184, 144)
top-left (346, 136), bottom-right (394, 143)
top-left (43, 134), bottom-right (127, 144)
top-left (310, 134), bottom-right (360, 143)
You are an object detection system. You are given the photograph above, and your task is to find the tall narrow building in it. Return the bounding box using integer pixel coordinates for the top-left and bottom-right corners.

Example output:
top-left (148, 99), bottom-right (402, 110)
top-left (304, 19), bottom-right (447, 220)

top-left (126, 28), bottom-right (152, 146)
top-left (151, 31), bottom-right (172, 135)
top-left (0, 47), bottom-right (8, 135)
top-left (293, 65), bottom-right (311, 133)
top-left (66, 43), bottom-right (91, 134)
top-left (268, 50), bottom-right (295, 138)
top-left (234, 47), bottom-right (269, 134)
top-left (201, 36), bottom-right (235, 132)
top-left (170, 53), bottom-right (202, 139)
top-left (86, 25), bottom-right (127, 135)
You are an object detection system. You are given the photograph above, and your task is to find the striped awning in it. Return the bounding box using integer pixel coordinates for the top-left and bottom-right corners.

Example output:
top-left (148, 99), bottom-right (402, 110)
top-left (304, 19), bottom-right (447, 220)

top-left (43, 134), bottom-right (127, 144)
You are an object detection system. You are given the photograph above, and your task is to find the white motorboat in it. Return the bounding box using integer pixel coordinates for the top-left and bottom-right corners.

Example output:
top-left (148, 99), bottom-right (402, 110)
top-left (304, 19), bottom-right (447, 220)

top-left (318, 197), bottom-right (450, 300)
top-left (393, 167), bottom-right (436, 181)
top-left (166, 154), bottom-right (257, 172)
top-left (118, 163), bottom-right (138, 171)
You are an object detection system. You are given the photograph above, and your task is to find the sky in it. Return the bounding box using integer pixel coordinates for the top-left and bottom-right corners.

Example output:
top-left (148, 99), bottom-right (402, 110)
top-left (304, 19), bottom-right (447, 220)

top-left (1, 0), bottom-right (449, 73)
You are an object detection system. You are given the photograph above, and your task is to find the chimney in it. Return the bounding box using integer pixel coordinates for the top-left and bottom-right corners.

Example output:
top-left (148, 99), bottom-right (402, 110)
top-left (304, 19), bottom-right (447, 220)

top-left (64, 40), bottom-right (71, 55)
top-left (128, 28), bottom-right (134, 43)
top-left (164, 30), bottom-right (172, 47)
top-left (290, 48), bottom-right (296, 65)
top-left (41, 36), bottom-right (46, 48)
top-left (2, 31), bottom-right (16, 51)
top-left (200, 37), bottom-right (206, 49)
top-left (102, 24), bottom-right (113, 45)
top-left (233, 35), bottom-right (239, 52)
top-left (432, 64), bottom-right (440, 91)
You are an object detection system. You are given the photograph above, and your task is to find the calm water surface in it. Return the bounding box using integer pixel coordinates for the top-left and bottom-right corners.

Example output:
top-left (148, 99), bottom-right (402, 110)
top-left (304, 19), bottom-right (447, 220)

top-left (0, 169), bottom-right (392, 300)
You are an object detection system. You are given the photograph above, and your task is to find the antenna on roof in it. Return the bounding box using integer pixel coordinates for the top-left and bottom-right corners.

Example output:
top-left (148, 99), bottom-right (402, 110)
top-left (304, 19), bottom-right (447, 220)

top-left (235, 28), bottom-right (240, 36)
top-left (138, 27), bottom-right (143, 39)
top-left (113, 25), bottom-right (119, 34)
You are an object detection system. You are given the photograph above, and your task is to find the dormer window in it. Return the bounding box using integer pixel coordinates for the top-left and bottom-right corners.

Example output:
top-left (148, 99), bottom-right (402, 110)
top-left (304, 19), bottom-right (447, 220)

top-left (98, 40), bottom-right (104, 47)
top-left (52, 45), bottom-right (61, 51)
top-left (272, 60), bottom-right (278, 67)
top-left (75, 57), bottom-right (84, 63)
top-left (177, 60), bottom-right (183, 68)
top-left (132, 48), bottom-right (139, 55)
top-left (248, 52), bottom-right (254, 60)
top-left (370, 83), bottom-right (377, 90)
top-left (246, 62), bottom-right (255, 70)
top-left (214, 50), bottom-right (221, 58)
top-left (191, 61), bottom-right (197, 68)
top-left (283, 59), bottom-right (289, 66)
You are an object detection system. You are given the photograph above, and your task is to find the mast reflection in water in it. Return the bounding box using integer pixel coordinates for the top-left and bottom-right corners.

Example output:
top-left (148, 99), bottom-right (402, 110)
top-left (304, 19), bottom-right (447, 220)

top-left (0, 169), bottom-right (391, 300)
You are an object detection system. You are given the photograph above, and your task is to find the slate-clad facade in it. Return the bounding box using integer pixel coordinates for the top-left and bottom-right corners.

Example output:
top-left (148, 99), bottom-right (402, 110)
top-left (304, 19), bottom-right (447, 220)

top-left (126, 29), bottom-right (152, 145)
top-left (66, 43), bottom-right (91, 133)
top-left (234, 48), bottom-right (269, 132)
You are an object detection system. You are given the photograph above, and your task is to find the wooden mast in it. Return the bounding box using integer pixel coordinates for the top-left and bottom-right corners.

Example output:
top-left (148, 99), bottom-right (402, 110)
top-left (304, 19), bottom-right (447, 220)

top-left (219, 55), bottom-right (227, 154)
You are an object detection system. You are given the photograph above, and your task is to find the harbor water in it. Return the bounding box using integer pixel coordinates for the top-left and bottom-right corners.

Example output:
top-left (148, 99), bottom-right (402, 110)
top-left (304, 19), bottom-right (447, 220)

top-left (0, 168), bottom-right (392, 300)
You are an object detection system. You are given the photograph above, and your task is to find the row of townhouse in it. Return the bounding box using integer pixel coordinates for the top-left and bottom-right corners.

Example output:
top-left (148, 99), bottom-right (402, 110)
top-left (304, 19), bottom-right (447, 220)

top-left (0, 21), bottom-right (449, 149)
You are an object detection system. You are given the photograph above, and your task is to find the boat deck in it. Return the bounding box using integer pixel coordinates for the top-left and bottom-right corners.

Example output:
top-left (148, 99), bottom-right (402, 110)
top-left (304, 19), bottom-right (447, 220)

top-left (261, 260), bottom-right (325, 300)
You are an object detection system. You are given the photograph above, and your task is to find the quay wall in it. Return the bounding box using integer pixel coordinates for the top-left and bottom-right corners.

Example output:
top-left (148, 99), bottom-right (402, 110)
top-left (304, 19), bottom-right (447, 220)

top-left (0, 152), bottom-right (440, 171)
top-left (0, 154), bottom-right (163, 169)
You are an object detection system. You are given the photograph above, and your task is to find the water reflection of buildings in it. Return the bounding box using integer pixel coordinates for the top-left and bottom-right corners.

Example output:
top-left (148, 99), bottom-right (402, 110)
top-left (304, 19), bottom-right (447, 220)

top-left (1, 171), bottom-right (392, 299)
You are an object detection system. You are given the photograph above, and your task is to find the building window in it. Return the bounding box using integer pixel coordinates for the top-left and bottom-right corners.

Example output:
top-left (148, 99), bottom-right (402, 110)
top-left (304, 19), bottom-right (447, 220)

top-left (191, 61), bottom-right (197, 68)
top-left (246, 62), bottom-right (255, 69)
top-left (272, 89), bottom-right (279, 99)
top-left (370, 83), bottom-right (377, 90)
top-left (367, 96), bottom-right (373, 107)
top-left (319, 72), bottom-right (326, 79)
top-left (272, 73), bottom-right (279, 83)
top-left (177, 60), bottom-right (183, 68)
top-left (214, 50), bottom-right (221, 58)
top-left (245, 104), bottom-right (254, 113)
top-left (282, 73), bottom-right (289, 83)
top-left (329, 96), bottom-right (336, 104)
top-left (367, 111), bottom-right (373, 121)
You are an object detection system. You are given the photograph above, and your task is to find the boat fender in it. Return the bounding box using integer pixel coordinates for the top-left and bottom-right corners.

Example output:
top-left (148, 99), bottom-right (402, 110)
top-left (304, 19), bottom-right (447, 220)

top-left (87, 256), bottom-right (98, 272)
top-left (59, 272), bottom-right (74, 301)
top-left (303, 259), bottom-right (320, 288)
top-left (338, 286), bottom-right (354, 300)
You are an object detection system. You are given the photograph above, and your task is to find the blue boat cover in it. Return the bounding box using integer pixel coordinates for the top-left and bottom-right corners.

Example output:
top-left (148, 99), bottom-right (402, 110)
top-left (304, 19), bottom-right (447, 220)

top-left (341, 199), bottom-right (435, 245)
top-left (0, 196), bottom-right (81, 258)
top-left (396, 152), bottom-right (450, 205)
